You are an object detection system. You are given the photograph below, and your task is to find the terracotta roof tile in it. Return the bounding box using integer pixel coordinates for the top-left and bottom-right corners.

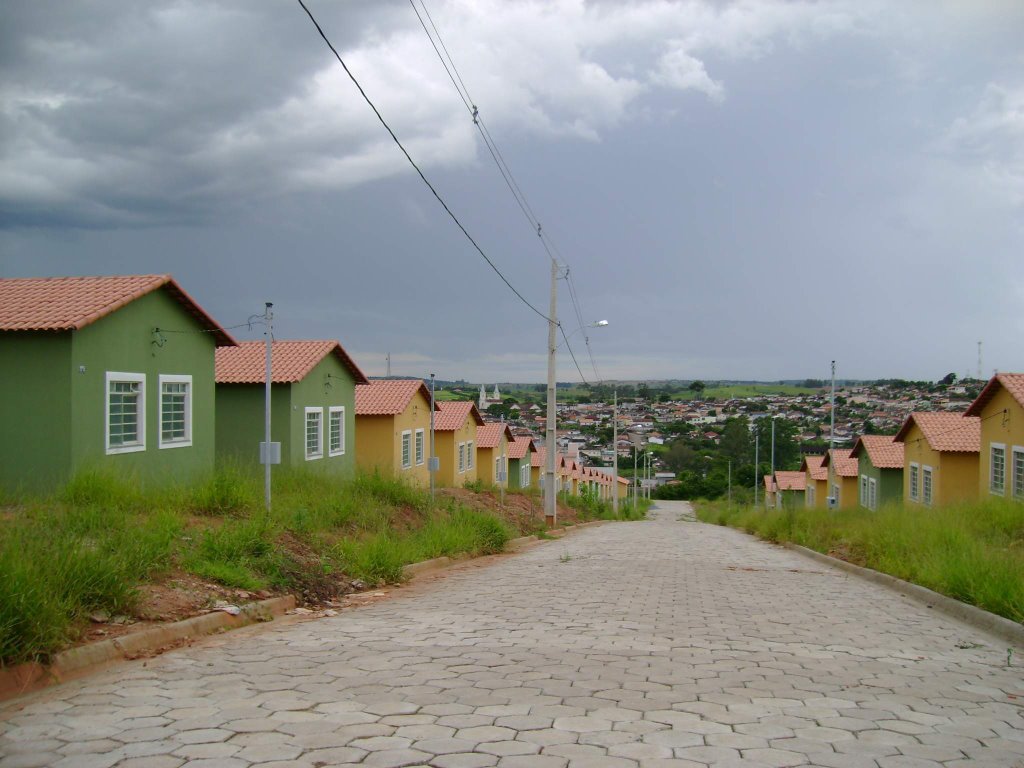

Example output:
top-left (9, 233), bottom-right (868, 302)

top-left (434, 401), bottom-right (485, 431)
top-left (965, 373), bottom-right (1024, 416)
top-left (507, 437), bottom-right (536, 460)
top-left (823, 448), bottom-right (859, 477)
top-left (0, 274), bottom-right (236, 346)
top-left (476, 422), bottom-right (513, 448)
top-left (216, 340), bottom-right (368, 385)
top-left (774, 471), bottom-right (806, 491)
top-left (800, 455), bottom-right (827, 481)
top-left (763, 474), bottom-right (777, 492)
top-left (894, 412), bottom-right (980, 453)
top-left (532, 446), bottom-right (546, 468)
top-left (355, 379), bottom-right (436, 416)
top-left (850, 435), bottom-right (904, 469)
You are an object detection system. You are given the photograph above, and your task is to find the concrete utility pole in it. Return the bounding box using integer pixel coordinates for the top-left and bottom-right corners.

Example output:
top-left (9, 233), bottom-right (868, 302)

top-left (771, 417), bottom-right (776, 479)
top-left (754, 433), bottom-right (759, 507)
top-left (544, 259), bottom-right (559, 528)
top-left (728, 459), bottom-right (732, 508)
top-left (263, 302), bottom-right (273, 512)
top-left (633, 443), bottom-right (638, 515)
top-left (612, 389), bottom-right (619, 516)
top-left (830, 360), bottom-right (836, 453)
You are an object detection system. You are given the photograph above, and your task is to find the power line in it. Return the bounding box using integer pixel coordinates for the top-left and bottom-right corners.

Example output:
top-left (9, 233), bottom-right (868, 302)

top-left (558, 323), bottom-right (589, 385)
top-left (409, 0), bottom-right (605, 384)
top-left (296, 0), bottom-right (551, 324)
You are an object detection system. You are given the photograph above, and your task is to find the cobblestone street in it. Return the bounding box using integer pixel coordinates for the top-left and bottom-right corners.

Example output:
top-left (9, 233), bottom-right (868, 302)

top-left (2, 501), bottom-right (1022, 768)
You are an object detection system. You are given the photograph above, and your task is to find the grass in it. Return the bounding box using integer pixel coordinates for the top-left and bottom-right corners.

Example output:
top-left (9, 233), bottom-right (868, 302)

top-left (696, 498), bottom-right (1024, 624)
top-left (559, 492), bottom-right (651, 522)
top-left (0, 467), bottom-right (511, 666)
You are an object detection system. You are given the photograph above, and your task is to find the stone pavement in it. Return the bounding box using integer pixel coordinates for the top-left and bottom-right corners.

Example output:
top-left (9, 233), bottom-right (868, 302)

top-left (2, 500), bottom-right (1022, 768)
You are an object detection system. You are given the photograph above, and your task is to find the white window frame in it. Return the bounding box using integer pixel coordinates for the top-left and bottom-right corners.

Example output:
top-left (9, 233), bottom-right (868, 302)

top-left (467, 440), bottom-right (474, 469)
top-left (868, 477), bottom-right (877, 511)
top-left (305, 407), bottom-right (324, 461)
top-left (401, 430), bottom-right (412, 469)
top-left (806, 485), bottom-right (814, 507)
top-left (859, 475), bottom-right (868, 507)
top-left (1012, 446), bottom-right (1024, 502)
top-left (831, 482), bottom-right (840, 505)
top-left (922, 465), bottom-right (933, 507)
top-left (328, 406), bottom-right (345, 457)
top-left (415, 428), bottom-right (425, 466)
top-left (158, 374), bottom-right (192, 450)
top-left (105, 372), bottom-right (146, 455)
top-left (990, 443), bottom-right (1006, 496)
top-left (521, 463), bottom-right (529, 487)
top-left (458, 442), bottom-right (466, 473)
top-left (909, 462), bottom-right (919, 502)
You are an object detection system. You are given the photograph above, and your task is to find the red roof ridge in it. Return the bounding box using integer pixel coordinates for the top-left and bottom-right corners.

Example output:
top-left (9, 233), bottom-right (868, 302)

top-left (476, 422), bottom-right (513, 448)
top-left (356, 379), bottom-right (438, 416)
top-left (0, 274), bottom-right (236, 346)
top-left (507, 436), bottom-right (537, 460)
top-left (216, 340), bottom-right (367, 385)
top-left (850, 434), bottom-right (904, 469)
top-left (434, 401), bottom-right (485, 431)
top-left (965, 372), bottom-right (1024, 416)
top-left (894, 412), bottom-right (980, 453)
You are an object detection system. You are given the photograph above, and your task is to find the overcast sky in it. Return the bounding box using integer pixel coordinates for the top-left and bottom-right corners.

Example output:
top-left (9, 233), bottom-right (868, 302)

top-left (2, 0), bottom-right (1022, 383)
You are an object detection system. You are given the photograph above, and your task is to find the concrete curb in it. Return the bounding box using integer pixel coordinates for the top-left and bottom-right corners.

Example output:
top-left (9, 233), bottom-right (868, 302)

top-left (0, 596), bottom-right (295, 702)
top-left (785, 543), bottom-right (1024, 649)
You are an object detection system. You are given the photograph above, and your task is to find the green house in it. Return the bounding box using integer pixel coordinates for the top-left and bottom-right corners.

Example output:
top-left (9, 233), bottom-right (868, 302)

top-left (850, 435), bottom-right (904, 511)
top-left (215, 340), bottom-right (368, 474)
top-left (506, 436), bottom-right (537, 490)
top-left (0, 274), bottom-right (236, 493)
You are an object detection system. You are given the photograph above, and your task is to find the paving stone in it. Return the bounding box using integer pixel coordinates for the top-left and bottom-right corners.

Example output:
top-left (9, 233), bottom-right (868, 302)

top-left (2, 502), bottom-right (1020, 768)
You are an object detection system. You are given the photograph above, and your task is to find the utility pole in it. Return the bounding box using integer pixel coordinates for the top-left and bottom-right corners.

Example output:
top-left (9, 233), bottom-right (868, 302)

top-left (830, 360), bottom-right (836, 452)
top-left (771, 417), bottom-right (776, 478)
top-left (612, 389), bottom-right (619, 516)
top-left (263, 302), bottom-right (273, 512)
top-left (633, 443), bottom-right (638, 515)
top-left (429, 373), bottom-right (436, 503)
top-left (754, 433), bottom-right (759, 507)
top-left (386, 352), bottom-right (391, 378)
top-left (728, 459), bottom-right (732, 508)
top-left (544, 259), bottom-right (559, 528)
top-left (977, 342), bottom-right (982, 381)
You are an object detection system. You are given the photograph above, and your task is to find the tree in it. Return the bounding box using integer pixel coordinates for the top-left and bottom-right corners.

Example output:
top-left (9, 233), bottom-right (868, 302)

top-left (663, 441), bottom-right (699, 473)
top-left (719, 416), bottom-right (752, 465)
top-left (688, 380), bottom-right (706, 397)
top-left (939, 372), bottom-right (957, 386)
top-left (638, 382), bottom-right (651, 401)
top-left (753, 417), bottom-right (800, 471)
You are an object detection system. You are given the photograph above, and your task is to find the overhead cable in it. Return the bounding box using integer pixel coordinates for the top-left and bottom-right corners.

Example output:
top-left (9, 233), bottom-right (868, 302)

top-left (297, 0), bottom-right (551, 324)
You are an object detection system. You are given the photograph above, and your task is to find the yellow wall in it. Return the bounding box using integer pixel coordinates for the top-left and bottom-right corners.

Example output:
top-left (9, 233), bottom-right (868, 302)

top-left (435, 419), bottom-right (479, 488)
top-left (804, 477), bottom-right (828, 509)
top-left (475, 433), bottom-right (509, 487)
top-left (354, 391), bottom-right (432, 488)
top-left (901, 421), bottom-right (979, 507)
top-left (826, 465), bottom-right (858, 510)
top-left (977, 387), bottom-right (1024, 500)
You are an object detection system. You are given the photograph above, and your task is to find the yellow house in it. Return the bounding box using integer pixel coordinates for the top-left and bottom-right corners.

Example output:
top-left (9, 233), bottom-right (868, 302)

top-left (433, 401), bottom-right (485, 488)
top-left (894, 412), bottom-right (980, 507)
top-left (965, 373), bottom-right (1024, 501)
top-left (801, 455), bottom-right (828, 508)
top-left (354, 379), bottom-right (437, 487)
top-left (475, 422), bottom-right (513, 487)
top-left (531, 446), bottom-right (546, 488)
top-left (763, 474), bottom-right (777, 508)
top-left (821, 448), bottom-right (859, 509)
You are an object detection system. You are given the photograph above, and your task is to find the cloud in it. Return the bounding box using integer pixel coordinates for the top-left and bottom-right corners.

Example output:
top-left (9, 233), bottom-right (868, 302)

top-left (0, 0), bottom-right (867, 229)
top-left (943, 83), bottom-right (1024, 207)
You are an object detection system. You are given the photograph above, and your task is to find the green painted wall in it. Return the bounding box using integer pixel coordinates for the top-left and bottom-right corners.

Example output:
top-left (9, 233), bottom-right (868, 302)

top-left (0, 332), bottom-right (72, 492)
top-left (0, 288), bottom-right (218, 493)
top-left (69, 289), bottom-right (217, 484)
top-left (857, 456), bottom-right (904, 509)
top-left (216, 353), bottom-right (357, 475)
top-left (507, 456), bottom-right (528, 490)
